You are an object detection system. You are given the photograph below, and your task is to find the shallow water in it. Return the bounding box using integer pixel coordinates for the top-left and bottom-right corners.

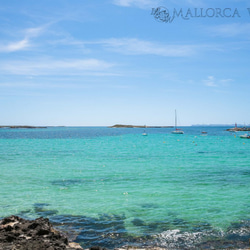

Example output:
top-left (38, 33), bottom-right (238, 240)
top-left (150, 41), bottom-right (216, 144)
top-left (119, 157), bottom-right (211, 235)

top-left (0, 126), bottom-right (249, 249)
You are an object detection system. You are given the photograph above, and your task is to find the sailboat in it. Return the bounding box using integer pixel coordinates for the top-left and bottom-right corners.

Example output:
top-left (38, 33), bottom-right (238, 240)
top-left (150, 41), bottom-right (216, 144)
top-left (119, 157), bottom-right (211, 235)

top-left (172, 110), bottom-right (184, 134)
top-left (142, 125), bottom-right (148, 136)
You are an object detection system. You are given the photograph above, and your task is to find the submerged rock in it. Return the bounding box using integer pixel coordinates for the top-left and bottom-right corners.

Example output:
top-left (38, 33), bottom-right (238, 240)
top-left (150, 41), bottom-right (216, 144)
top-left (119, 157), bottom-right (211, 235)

top-left (0, 215), bottom-right (83, 250)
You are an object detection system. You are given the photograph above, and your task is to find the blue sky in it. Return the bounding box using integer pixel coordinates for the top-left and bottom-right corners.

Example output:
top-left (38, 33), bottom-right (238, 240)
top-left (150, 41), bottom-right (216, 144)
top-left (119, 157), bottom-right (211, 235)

top-left (0, 0), bottom-right (249, 126)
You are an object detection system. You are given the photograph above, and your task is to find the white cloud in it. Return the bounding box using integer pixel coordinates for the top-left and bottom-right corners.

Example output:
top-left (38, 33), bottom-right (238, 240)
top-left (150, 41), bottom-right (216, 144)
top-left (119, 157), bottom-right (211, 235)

top-left (0, 38), bottom-right (30, 52)
top-left (203, 76), bottom-right (217, 87)
top-left (113, 0), bottom-right (133, 7)
top-left (113, 0), bottom-right (207, 8)
top-left (203, 76), bottom-right (233, 87)
top-left (0, 58), bottom-right (115, 76)
top-left (97, 38), bottom-right (195, 57)
top-left (0, 25), bottom-right (48, 53)
top-left (184, 0), bottom-right (206, 6)
top-left (208, 23), bottom-right (250, 37)
top-left (24, 26), bottom-right (46, 38)
top-left (113, 0), bottom-right (162, 8)
top-left (219, 78), bottom-right (233, 87)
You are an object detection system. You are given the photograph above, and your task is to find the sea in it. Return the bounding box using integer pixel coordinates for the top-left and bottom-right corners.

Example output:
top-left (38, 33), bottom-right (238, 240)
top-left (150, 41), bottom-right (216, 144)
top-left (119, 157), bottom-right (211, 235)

top-left (0, 126), bottom-right (249, 249)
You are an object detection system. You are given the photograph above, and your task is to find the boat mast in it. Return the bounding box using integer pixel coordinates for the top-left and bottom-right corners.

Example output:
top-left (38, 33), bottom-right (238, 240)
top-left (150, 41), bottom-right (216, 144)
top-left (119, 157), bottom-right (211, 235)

top-left (175, 109), bottom-right (177, 130)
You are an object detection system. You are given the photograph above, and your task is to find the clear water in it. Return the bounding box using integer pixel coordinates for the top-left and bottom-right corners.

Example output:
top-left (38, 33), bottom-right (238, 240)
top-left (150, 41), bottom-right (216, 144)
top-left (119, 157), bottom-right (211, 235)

top-left (0, 126), bottom-right (249, 249)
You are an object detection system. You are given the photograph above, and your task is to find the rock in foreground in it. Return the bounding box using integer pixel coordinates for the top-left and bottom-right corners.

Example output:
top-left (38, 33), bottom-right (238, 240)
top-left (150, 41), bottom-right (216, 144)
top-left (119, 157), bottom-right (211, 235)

top-left (0, 215), bottom-right (83, 250)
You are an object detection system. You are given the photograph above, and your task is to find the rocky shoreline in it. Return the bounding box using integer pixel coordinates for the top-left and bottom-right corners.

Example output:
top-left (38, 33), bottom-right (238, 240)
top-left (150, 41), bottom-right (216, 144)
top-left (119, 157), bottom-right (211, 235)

top-left (0, 216), bottom-right (165, 250)
top-left (0, 215), bottom-right (83, 250)
top-left (1, 215), bottom-right (250, 250)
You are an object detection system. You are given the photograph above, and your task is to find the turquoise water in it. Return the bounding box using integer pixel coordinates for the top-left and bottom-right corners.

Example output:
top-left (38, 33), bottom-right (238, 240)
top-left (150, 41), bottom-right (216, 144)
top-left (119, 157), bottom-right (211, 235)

top-left (0, 127), bottom-right (250, 249)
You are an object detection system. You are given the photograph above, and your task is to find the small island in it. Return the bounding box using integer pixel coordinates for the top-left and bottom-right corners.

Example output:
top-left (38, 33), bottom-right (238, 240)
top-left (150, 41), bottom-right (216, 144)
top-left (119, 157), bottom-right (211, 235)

top-left (224, 122), bottom-right (250, 132)
top-left (109, 124), bottom-right (173, 128)
top-left (226, 126), bottom-right (250, 132)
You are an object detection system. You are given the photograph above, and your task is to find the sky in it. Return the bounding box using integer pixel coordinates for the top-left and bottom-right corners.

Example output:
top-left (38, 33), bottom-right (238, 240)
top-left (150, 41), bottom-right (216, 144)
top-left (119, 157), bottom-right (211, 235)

top-left (0, 0), bottom-right (249, 126)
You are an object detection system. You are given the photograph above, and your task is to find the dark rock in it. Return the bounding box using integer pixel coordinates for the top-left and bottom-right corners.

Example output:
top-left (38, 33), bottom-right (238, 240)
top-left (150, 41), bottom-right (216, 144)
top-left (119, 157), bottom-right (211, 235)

top-left (0, 215), bottom-right (83, 250)
top-left (132, 218), bottom-right (145, 227)
top-left (89, 247), bottom-right (107, 250)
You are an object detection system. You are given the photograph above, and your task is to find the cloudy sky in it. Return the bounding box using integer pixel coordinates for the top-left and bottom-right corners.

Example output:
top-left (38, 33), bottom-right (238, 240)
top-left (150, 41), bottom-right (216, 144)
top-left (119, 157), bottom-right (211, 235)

top-left (0, 0), bottom-right (249, 126)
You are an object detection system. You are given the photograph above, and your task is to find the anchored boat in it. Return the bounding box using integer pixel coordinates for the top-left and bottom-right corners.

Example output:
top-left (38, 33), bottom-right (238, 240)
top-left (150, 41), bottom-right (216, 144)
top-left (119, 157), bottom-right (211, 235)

top-left (172, 110), bottom-right (184, 134)
top-left (240, 134), bottom-right (250, 139)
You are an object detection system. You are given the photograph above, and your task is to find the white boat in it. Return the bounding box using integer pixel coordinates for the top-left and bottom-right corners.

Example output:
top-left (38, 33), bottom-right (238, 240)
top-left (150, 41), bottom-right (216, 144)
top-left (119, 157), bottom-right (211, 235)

top-left (142, 128), bottom-right (148, 136)
top-left (172, 110), bottom-right (184, 134)
top-left (240, 134), bottom-right (250, 139)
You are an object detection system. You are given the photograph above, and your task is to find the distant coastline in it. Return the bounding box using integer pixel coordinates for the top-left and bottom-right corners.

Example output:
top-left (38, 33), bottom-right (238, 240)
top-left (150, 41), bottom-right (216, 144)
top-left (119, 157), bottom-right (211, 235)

top-left (109, 124), bottom-right (173, 128)
top-left (1, 125), bottom-right (249, 131)
top-left (0, 126), bottom-right (47, 129)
